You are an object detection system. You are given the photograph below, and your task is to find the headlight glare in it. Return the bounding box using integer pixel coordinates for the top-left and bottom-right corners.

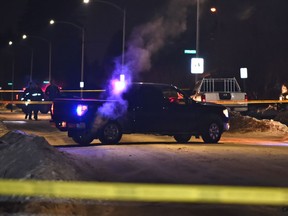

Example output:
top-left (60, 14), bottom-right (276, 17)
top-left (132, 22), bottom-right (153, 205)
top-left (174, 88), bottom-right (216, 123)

top-left (223, 109), bottom-right (229, 118)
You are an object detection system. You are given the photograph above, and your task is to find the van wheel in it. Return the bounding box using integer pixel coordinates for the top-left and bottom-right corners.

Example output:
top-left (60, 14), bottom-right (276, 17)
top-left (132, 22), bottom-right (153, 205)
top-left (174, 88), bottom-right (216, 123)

top-left (174, 134), bottom-right (191, 143)
top-left (99, 121), bottom-right (122, 144)
top-left (72, 133), bottom-right (94, 145)
top-left (201, 118), bottom-right (222, 143)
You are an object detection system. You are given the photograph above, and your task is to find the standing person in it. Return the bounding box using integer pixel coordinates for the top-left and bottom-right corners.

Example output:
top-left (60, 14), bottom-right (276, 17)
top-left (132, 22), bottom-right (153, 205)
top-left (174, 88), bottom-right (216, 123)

top-left (31, 82), bottom-right (45, 120)
top-left (279, 83), bottom-right (288, 100)
top-left (23, 82), bottom-right (33, 119)
top-left (26, 82), bottom-right (44, 120)
top-left (279, 83), bottom-right (288, 111)
top-left (45, 81), bottom-right (60, 120)
top-left (45, 80), bottom-right (60, 101)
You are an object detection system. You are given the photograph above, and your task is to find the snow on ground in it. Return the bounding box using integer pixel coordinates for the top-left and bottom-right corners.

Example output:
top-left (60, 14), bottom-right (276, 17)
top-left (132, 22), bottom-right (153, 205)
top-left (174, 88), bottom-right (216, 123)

top-left (229, 111), bottom-right (288, 134)
top-left (1, 108), bottom-right (288, 214)
top-left (0, 105), bottom-right (85, 214)
top-left (0, 110), bottom-right (288, 182)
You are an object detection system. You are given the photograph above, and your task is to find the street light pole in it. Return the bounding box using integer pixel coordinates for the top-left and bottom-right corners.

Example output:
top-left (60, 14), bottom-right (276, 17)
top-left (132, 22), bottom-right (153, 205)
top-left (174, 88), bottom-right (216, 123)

top-left (7, 41), bottom-right (15, 112)
top-left (83, 0), bottom-right (126, 72)
top-left (81, 28), bottom-right (85, 88)
top-left (9, 40), bottom-right (34, 83)
top-left (8, 42), bottom-right (15, 96)
top-left (196, 0), bottom-right (200, 58)
top-left (11, 58), bottom-right (15, 111)
top-left (195, 0), bottom-right (200, 83)
top-left (121, 8), bottom-right (126, 71)
top-left (50, 20), bottom-right (85, 98)
top-left (30, 48), bottom-right (34, 82)
top-left (22, 34), bottom-right (52, 83)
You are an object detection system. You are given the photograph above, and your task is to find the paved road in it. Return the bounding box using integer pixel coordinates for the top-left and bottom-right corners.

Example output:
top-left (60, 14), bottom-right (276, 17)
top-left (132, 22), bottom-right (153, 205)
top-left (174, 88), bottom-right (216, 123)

top-left (1, 108), bottom-right (288, 146)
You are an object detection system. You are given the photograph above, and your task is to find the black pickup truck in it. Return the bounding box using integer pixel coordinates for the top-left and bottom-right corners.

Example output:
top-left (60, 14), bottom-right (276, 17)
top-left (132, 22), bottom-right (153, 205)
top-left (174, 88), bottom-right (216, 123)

top-left (51, 82), bottom-right (230, 145)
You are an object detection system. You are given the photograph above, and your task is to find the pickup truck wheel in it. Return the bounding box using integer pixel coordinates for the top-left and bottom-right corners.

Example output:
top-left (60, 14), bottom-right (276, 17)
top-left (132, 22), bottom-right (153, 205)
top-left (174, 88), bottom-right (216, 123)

top-left (201, 118), bottom-right (222, 143)
top-left (99, 122), bottom-right (122, 144)
top-left (72, 133), bottom-right (94, 145)
top-left (174, 134), bottom-right (191, 143)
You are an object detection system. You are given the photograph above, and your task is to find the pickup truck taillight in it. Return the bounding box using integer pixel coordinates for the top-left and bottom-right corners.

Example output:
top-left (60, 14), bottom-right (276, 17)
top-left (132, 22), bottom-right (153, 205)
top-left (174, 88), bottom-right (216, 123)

top-left (201, 95), bottom-right (206, 102)
top-left (244, 94), bottom-right (248, 101)
top-left (51, 103), bottom-right (54, 115)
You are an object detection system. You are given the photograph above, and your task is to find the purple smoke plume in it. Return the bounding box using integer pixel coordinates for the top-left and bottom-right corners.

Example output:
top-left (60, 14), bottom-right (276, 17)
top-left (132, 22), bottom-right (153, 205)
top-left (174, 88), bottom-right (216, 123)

top-left (125, 0), bottom-right (196, 74)
top-left (92, 0), bottom-right (197, 132)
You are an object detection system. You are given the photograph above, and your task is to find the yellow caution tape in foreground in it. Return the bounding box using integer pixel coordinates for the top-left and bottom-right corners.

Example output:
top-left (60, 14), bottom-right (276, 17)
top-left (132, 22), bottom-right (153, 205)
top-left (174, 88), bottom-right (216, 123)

top-left (0, 179), bottom-right (288, 205)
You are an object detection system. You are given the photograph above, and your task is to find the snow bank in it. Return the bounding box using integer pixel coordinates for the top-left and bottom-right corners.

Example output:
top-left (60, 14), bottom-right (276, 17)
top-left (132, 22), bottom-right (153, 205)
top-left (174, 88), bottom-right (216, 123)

top-left (0, 130), bottom-right (79, 180)
top-left (229, 111), bottom-right (288, 134)
top-left (0, 121), bottom-right (8, 137)
top-left (0, 130), bottom-right (86, 215)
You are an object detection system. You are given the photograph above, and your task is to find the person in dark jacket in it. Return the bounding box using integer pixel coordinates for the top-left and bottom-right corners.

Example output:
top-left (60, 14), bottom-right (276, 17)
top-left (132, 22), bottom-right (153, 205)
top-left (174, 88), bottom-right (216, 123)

top-left (24, 82), bottom-right (44, 120)
top-left (45, 81), bottom-right (60, 121)
top-left (279, 83), bottom-right (288, 111)
top-left (23, 82), bottom-right (33, 119)
top-left (45, 80), bottom-right (60, 101)
top-left (279, 83), bottom-right (288, 100)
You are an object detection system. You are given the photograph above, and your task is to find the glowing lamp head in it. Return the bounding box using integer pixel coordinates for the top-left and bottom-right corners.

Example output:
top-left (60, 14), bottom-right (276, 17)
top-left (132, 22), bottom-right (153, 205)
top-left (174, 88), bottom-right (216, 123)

top-left (76, 104), bottom-right (88, 117)
top-left (210, 7), bottom-right (217, 13)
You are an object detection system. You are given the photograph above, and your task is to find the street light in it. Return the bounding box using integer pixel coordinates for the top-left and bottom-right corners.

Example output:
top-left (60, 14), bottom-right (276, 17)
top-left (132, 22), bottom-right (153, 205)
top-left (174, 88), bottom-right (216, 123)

top-left (50, 19), bottom-right (85, 97)
top-left (210, 7), bottom-right (217, 13)
top-left (83, 0), bottom-right (126, 72)
top-left (22, 34), bottom-right (52, 83)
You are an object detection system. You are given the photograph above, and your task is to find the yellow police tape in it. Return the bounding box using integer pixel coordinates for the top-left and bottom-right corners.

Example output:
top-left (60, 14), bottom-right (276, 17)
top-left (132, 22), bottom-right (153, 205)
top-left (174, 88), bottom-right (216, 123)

top-left (0, 100), bottom-right (288, 105)
top-left (0, 100), bottom-right (53, 104)
top-left (0, 89), bottom-right (105, 93)
top-left (0, 179), bottom-right (288, 205)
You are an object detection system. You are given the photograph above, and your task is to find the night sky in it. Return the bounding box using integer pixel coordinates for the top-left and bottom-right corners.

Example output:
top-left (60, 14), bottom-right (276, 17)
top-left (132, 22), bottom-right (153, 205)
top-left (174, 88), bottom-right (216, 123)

top-left (1, 0), bottom-right (288, 99)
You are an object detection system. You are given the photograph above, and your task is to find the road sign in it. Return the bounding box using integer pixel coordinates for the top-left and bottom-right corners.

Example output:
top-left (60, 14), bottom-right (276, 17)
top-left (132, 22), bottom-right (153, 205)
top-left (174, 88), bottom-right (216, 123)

top-left (191, 58), bottom-right (204, 74)
top-left (240, 68), bottom-right (248, 79)
top-left (184, 49), bottom-right (196, 54)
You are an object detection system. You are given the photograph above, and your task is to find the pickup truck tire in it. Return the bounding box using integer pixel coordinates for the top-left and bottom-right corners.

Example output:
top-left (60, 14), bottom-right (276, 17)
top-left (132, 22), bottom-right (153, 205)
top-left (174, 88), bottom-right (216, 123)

top-left (99, 121), bottom-right (122, 144)
top-left (174, 134), bottom-right (191, 143)
top-left (201, 116), bottom-right (223, 143)
top-left (72, 133), bottom-right (94, 145)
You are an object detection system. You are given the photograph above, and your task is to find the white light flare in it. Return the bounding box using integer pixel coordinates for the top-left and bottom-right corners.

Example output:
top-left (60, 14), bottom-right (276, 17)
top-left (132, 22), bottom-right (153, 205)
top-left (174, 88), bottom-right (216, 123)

top-left (112, 74), bottom-right (126, 95)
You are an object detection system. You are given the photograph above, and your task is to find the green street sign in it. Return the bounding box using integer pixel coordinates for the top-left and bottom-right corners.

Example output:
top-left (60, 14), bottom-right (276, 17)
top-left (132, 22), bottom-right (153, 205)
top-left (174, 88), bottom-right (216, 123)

top-left (184, 49), bottom-right (196, 54)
